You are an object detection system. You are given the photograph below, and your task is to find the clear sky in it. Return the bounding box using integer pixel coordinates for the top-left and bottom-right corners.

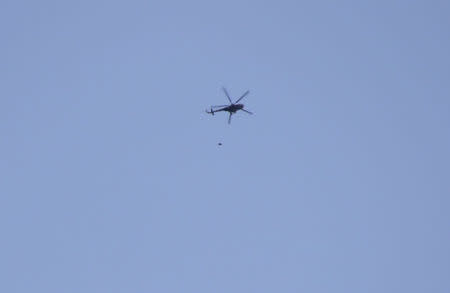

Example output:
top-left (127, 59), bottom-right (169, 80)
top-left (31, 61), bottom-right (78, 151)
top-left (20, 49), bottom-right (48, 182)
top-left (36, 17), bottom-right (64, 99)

top-left (1, 0), bottom-right (449, 292)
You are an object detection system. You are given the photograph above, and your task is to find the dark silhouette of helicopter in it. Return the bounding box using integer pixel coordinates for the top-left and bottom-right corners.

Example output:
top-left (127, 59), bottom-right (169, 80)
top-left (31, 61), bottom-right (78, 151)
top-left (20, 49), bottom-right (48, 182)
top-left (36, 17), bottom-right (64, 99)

top-left (206, 87), bottom-right (253, 124)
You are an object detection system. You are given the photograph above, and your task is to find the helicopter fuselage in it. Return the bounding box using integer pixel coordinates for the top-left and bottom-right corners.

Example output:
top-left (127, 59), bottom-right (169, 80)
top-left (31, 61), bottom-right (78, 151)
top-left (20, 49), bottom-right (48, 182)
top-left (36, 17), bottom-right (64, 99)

top-left (219, 104), bottom-right (244, 113)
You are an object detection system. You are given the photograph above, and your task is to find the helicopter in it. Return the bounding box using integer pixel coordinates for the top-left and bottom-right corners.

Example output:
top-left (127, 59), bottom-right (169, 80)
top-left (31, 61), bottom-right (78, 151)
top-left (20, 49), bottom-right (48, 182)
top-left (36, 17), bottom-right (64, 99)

top-left (206, 87), bottom-right (253, 124)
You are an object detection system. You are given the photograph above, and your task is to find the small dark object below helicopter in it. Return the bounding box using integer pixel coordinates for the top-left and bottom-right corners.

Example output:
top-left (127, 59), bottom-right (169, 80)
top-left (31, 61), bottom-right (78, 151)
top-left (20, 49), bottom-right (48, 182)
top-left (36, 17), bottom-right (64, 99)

top-left (206, 87), bottom-right (253, 124)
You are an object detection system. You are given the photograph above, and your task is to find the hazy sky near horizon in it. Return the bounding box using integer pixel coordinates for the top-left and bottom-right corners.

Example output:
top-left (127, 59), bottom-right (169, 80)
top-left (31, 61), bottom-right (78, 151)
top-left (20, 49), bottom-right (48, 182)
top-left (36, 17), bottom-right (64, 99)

top-left (1, 0), bottom-right (450, 292)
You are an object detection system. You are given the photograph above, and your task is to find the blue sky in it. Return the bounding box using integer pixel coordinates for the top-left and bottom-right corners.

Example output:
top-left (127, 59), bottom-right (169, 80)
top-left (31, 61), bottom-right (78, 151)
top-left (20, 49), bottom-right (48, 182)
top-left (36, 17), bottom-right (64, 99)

top-left (1, 0), bottom-right (449, 292)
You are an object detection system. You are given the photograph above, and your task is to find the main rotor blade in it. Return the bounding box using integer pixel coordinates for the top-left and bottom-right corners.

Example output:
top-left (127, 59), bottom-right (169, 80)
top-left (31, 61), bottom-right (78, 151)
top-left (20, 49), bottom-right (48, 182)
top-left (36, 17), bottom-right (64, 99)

top-left (241, 109), bottom-right (253, 115)
top-left (228, 113), bottom-right (232, 124)
top-left (211, 105), bottom-right (229, 108)
top-left (222, 87), bottom-right (233, 104)
top-left (235, 90), bottom-right (249, 103)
